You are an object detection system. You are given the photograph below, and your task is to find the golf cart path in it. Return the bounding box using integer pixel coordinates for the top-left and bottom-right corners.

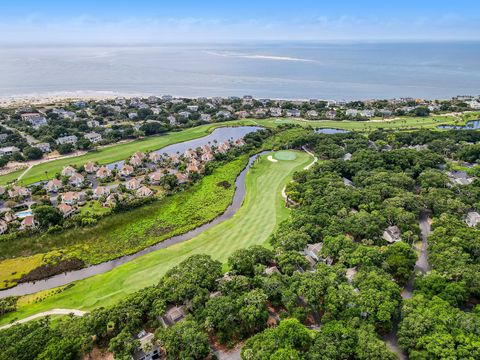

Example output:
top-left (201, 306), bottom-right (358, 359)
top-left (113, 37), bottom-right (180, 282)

top-left (0, 309), bottom-right (87, 330)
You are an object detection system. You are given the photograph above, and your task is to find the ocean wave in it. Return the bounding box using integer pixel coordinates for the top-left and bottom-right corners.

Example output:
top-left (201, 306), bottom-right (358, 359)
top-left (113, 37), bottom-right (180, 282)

top-left (205, 51), bottom-right (313, 62)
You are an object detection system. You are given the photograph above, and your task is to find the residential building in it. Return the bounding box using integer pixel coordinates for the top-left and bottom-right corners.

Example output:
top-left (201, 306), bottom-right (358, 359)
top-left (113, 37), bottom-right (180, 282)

top-left (96, 166), bottom-right (111, 179)
top-left (61, 166), bottom-right (77, 177)
top-left (201, 152), bottom-right (214, 162)
top-left (306, 110), bottom-right (318, 118)
top-left (57, 203), bottom-right (74, 218)
top-left (45, 179), bottom-right (63, 193)
top-left (131, 330), bottom-right (161, 360)
top-left (159, 305), bottom-right (187, 328)
top-left (84, 132), bottom-right (102, 143)
top-left (269, 107), bottom-right (283, 117)
top-left (87, 120), bottom-right (100, 128)
top-left (125, 178), bottom-right (141, 190)
top-left (56, 135), bottom-right (78, 145)
top-left (466, 211), bottom-right (480, 227)
top-left (0, 146), bottom-right (20, 156)
top-left (200, 113), bottom-right (211, 122)
top-left (175, 172), bottom-right (187, 183)
top-left (20, 215), bottom-right (37, 230)
top-left (120, 164), bottom-right (134, 177)
top-left (0, 220), bottom-right (8, 234)
top-left (93, 186), bottom-right (110, 198)
top-left (84, 161), bottom-right (98, 173)
top-left (136, 186), bottom-right (153, 197)
top-left (148, 171), bottom-right (164, 184)
top-left (286, 109), bottom-right (301, 117)
top-left (383, 225), bottom-right (402, 243)
top-left (69, 172), bottom-right (85, 186)
top-left (61, 191), bottom-right (84, 205)
top-left (8, 185), bottom-right (30, 198)
top-left (34, 142), bottom-right (51, 153)
top-left (168, 115), bottom-right (177, 125)
top-left (325, 110), bottom-right (337, 119)
top-left (148, 152), bottom-right (162, 163)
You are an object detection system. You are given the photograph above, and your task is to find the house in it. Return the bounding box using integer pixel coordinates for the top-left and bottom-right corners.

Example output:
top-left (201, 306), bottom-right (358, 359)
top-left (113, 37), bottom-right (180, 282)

top-left (168, 115), bottom-right (177, 125)
top-left (184, 149), bottom-right (197, 160)
top-left (45, 179), bottom-right (63, 192)
top-left (343, 178), bottom-right (354, 187)
top-left (20, 215), bottom-right (37, 230)
top-left (136, 186), bottom-right (153, 197)
top-left (286, 109), bottom-right (301, 117)
top-left (236, 110), bottom-right (250, 119)
top-left (255, 109), bottom-right (267, 118)
top-left (265, 266), bottom-right (281, 275)
top-left (128, 112), bottom-right (138, 119)
top-left (61, 166), bottom-right (77, 177)
top-left (61, 191), bottom-right (84, 205)
top-left (269, 107), bottom-right (283, 117)
top-left (200, 113), bottom-right (212, 122)
top-left (131, 330), bottom-right (161, 360)
top-left (343, 153), bottom-right (352, 161)
top-left (96, 166), bottom-right (111, 179)
top-left (84, 161), bottom-right (98, 173)
top-left (201, 152), bottom-right (214, 162)
top-left (129, 155), bottom-right (143, 167)
top-left (103, 193), bottom-right (117, 207)
top-left (120, 164), bottom-right (134, 177)
top-left (149, 171), bottom-right (164, 184)
top-left (27, 115), bottom-right (48, 128)
top-left (383, 225), bottom-right (402, 243)
top-left (159, 305), bottom-right (187, 328)
top-left (125, 178), bottom-right (141, 190)
top-left (57, 203), bottom-right (74, 218)
top-left (186, 105), bottom-right (199, 112)
top-left (84, 132), bottom-right (102, 143)
top-left (325, 110), bottom-right (337, 119)
top-left (178, 111), bottom-right (191, 119)
top-left (306, 110), bottom-right (318, 118)
top-left (234, 138), bottom-right (246, 147)
top-left (176, 172), bottom-right (188, 184)
top-left (216, 110), bottom-right (232, 119)
top-left (0, 133), bottom-right (8, 141)
top-left (69, 173), bottom-right (85, 186)
top-left (466, 211), bottom-right (480, 227)
top-left (8, 185), bottom-right (30, 198)
top-left (345, 267), bottom-right (358, 283)
top-left (169, 154), bottom-right (180, 165)
top-left (216, 142), bottom-right (230, 154)
top-left (187, 163), bottom-right (199, 173)
top-left (148, 152), bottom-right (162, 163)
top-left (56, 135), bottom-right (78, 145)
top-left (34, 142), bottom-right (51, 153)
top-left (304, 243), bottom-right (323, 262)
top-left (0, 146), bottom-right (20, 156)
top-left (93, 186), bottom-right (110, 198)
top-left (360, 109), bottom-right (375, 118)
top-left (87, 120), bottom-right (100, 128)
top-left (201, 145), bottom-right (212, 154)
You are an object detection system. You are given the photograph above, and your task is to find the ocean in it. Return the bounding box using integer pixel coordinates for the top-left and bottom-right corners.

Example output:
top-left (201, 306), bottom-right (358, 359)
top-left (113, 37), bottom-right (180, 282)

top-left (0, 42), bottom-right (479, 100)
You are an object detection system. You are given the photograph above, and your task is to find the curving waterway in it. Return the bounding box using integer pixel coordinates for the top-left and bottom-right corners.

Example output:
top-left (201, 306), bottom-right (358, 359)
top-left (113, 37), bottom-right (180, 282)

top-left (0, 127), bottom-right (263, 298)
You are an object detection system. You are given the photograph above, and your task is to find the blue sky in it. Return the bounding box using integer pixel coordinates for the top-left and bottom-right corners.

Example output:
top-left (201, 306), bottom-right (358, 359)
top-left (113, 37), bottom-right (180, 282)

top-left (1, 1), bottom-right (479, 43)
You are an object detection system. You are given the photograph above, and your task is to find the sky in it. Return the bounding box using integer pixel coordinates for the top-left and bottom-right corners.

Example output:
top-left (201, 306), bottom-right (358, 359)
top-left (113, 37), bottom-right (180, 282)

top-left (1, 0), bottom-right (480, 44)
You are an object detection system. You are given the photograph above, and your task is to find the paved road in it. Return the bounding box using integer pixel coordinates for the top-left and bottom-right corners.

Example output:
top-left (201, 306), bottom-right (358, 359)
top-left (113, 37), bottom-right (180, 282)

top-left (0, 309), bottom-right (87, 330)
top-left (385, 213), bottom-right (431, 359)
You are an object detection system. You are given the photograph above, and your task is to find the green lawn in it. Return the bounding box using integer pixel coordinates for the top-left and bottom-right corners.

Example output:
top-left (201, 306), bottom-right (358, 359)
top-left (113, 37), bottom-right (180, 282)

top-left (0, 150), bottom-right (310, 325)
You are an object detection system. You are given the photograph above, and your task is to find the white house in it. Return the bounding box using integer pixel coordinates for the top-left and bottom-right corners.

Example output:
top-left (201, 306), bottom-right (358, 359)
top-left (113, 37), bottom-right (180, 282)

top-left (84, 132), bottom-right (102, 143)
top-left (56, 135), bottom-right (78, 145)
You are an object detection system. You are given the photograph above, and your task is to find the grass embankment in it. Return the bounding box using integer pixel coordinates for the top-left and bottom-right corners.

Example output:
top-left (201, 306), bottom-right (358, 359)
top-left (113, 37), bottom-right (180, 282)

top-left (0, 157), bottom-right (248, 289)
top-left (0, 120), bottom-right (257, 186)
top-left (0, 151), bottom-right (310, 325)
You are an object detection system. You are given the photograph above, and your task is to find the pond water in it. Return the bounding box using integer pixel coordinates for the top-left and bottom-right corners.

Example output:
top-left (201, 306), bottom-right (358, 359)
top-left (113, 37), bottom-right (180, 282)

top-left (315, 128), bottom-right (350, 134)
top-left (106, 126), bottom-right (261, 170)
top-left (437, 119), bottom-right (480, 130)
top-left (0, 150), bottom-right (268, 298)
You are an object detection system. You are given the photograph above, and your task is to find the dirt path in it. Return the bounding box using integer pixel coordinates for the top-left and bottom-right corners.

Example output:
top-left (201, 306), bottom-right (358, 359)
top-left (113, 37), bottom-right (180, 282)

top-left (0, 309), bottom-right (87, 330)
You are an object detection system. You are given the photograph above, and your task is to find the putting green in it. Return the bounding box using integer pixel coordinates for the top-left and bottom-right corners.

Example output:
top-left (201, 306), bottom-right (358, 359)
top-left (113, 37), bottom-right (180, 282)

top-left (0, 151), bottom-right (312, 325)
top-left (274, 150), bottom-right (297, 161)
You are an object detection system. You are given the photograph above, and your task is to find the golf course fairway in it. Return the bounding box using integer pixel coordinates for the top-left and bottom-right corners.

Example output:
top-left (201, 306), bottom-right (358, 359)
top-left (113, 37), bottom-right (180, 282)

top-left (0, 150), bottom-right (311, 325)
